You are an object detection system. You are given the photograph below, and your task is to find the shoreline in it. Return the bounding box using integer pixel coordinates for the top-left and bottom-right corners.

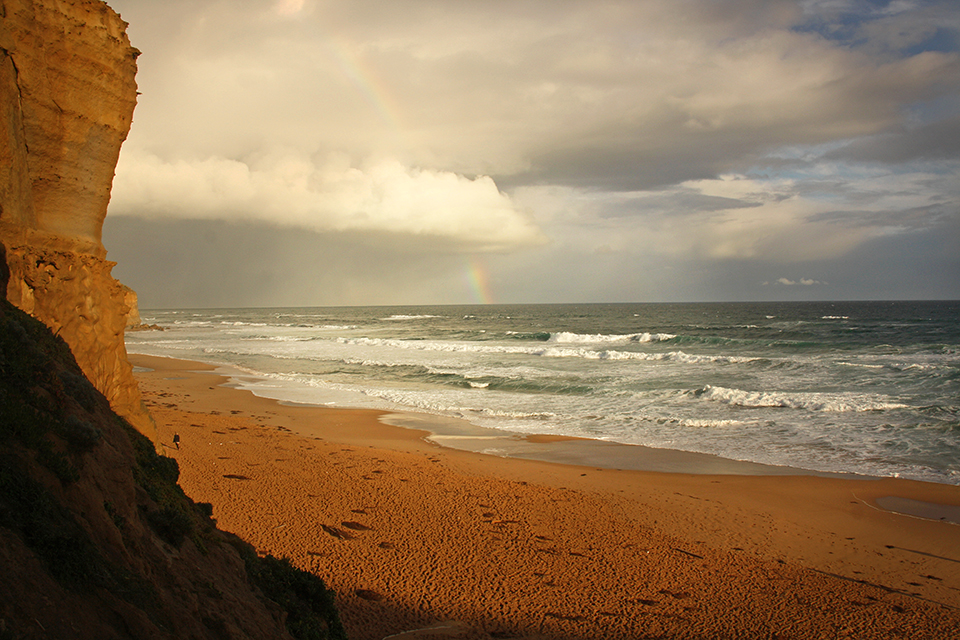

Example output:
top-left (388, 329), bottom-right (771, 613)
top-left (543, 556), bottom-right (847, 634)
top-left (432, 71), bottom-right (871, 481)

top-left (144, 352), bottom-right (870, 480)
top-left (132, 353), bottom-right (960, 639)
top-left (380, 411), bottom-right (857, 478)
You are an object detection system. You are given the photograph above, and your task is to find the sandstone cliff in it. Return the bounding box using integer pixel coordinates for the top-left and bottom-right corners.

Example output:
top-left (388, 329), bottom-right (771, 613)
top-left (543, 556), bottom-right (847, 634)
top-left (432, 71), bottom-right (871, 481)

top-left (122, 283), bottom-right (140, 326)
top-left (0, 0), bottom-right (152, 437)
top-left (0, 6), bottom-right (349, 637)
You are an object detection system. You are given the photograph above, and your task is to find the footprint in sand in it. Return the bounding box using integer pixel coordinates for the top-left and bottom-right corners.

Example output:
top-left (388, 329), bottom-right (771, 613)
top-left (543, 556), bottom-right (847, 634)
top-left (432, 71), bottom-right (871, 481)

top-left (321, 524), bottom-right (351, 539)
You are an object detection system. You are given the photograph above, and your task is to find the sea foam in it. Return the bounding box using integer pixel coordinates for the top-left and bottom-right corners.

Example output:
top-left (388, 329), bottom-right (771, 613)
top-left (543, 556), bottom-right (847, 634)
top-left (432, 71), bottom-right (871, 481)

top-left (697, 385), bottom-right (909, 412)
top-left (129, 301), bottom-right (960, 484)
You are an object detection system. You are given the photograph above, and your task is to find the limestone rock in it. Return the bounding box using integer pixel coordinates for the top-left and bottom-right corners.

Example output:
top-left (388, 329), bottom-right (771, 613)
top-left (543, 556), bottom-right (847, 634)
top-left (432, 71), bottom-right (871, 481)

top-left (0, 0), bottom-right (153, 438)
top-left (122, 283), bottom-right (141, 326)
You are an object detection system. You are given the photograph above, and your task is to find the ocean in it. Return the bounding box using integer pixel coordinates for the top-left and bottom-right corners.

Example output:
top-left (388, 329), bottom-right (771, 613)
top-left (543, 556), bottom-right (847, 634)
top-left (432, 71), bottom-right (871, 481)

top-left (126, 301), bottom-right (960, 485)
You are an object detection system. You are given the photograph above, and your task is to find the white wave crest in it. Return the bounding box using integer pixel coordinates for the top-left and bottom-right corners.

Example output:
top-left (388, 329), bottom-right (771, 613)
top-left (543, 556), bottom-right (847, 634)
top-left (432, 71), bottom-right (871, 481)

top-left (249, 335), bottom-right (313, 342)
top-left (384, 314), bottom-right (443, 321)
top-left (698, 385), bottom-right (909, 412)
top-left (680, 418), bottom-right (745, 428)
top-left (336, 337), bottom-right (753, 364)
top-left (548, 331), bottom-right (675, 344)
top-left (837, 361), bottom-right (885, 369)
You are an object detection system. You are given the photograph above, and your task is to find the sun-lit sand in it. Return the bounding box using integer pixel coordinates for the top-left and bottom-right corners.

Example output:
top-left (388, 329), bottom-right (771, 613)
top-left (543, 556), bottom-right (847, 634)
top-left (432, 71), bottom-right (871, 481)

top-left (133, 354), bottom-right (960, 640)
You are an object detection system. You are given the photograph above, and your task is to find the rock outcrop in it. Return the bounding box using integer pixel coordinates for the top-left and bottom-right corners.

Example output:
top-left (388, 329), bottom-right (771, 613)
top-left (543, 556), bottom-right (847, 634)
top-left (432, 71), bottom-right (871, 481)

top-left (0, 0), bottom-right (152, 438)
top-left (122, 283), bottom-right (140, 326)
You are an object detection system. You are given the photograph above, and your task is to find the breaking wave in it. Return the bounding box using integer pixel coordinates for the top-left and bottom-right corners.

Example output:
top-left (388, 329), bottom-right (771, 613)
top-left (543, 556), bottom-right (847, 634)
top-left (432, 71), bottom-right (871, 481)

top-left (696, 385), bottom-right (909, 412)
top-left (547, 331), bottom-right (676, 344)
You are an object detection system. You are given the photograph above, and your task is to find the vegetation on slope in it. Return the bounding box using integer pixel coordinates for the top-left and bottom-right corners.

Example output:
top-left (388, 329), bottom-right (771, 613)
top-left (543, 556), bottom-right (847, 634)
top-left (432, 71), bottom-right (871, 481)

top-left (0, 259), bottom-right (346, 639)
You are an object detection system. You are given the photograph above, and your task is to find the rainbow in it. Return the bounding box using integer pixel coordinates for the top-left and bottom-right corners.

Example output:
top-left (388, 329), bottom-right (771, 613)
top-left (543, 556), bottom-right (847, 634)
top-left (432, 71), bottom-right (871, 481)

top-left (324, 39), bottom-right (407, 138)
top-left (278, 3), bottom-right (500, 310)
top-left (465, 257), bottom-right (494, 304)
top-left (275, 2), bottom-right (408, 142)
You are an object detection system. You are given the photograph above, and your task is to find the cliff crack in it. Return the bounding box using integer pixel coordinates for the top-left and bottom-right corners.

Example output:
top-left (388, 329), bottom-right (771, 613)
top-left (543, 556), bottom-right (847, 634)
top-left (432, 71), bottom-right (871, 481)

top-left (2, 47), bottom-right (29, 152)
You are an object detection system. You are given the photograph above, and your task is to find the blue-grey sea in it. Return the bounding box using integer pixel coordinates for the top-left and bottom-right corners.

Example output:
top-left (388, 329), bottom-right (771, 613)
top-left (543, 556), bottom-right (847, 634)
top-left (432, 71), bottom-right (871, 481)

top-left (127, 301), bottom-right (960, 484)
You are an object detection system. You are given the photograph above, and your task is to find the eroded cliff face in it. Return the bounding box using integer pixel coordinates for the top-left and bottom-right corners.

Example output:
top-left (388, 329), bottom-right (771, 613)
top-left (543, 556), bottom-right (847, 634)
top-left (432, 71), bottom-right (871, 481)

top-left (0, 0), bottom-right (153, 438)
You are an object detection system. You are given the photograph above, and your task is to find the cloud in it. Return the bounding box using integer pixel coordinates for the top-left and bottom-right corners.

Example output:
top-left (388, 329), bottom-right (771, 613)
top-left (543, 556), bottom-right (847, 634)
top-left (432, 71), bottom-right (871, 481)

top-left (796, 0), bottom-right (960, 55)
top-left (103, 0), bottom-right (960, 304)
top-left (513, 172), bottom-right (937, 264)
top-left (823, 114), bottom-right (960, 163)
top-left (275, 0), bottom-right (305, 16)
top-left (113, 0), bottom-right (960, 191)
top-left (109, 151), bottom-right (545, 252)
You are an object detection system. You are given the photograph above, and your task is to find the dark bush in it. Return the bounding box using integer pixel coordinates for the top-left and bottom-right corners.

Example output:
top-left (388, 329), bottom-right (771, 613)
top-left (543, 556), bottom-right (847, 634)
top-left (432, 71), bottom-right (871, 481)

top-left (235, 543), bottom-right (346, 640)
top-left (0, 453), bottom-right (100, 584)
top-left (60, 415), bottom-right (102, 450)
top-left (104, 500), bottom-right (126, 531)
top-left (196, 501), bottom-right (215, 519)
top-left (58, 370), bottom-right (103, 411)
top-left (0, 303), bottom-right (87, 482)
top-left (147, 505), bottom-right (195, 547)
top-left (127, 422), bottom-right (181, 498)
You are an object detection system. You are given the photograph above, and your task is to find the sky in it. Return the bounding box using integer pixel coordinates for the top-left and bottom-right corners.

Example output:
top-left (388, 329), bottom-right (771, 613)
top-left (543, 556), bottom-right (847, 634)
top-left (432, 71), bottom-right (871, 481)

top-left (101, 0), bottom-right (960, 308)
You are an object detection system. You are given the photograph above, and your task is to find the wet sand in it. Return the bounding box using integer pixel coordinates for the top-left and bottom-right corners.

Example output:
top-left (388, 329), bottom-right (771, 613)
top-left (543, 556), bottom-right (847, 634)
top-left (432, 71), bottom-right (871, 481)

top-left (133, 354), bottom-right (960, 640)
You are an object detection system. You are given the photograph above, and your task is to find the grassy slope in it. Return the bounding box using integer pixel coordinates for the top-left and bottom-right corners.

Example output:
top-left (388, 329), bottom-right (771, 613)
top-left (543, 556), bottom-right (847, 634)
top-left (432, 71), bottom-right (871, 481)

top-left (0, 285), bottom-right (346, 639)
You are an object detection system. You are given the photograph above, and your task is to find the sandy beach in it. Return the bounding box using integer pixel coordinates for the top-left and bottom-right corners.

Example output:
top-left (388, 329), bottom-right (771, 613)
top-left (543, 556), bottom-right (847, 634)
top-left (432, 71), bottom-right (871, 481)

top-left (133, 354), bottom-right (960, 640)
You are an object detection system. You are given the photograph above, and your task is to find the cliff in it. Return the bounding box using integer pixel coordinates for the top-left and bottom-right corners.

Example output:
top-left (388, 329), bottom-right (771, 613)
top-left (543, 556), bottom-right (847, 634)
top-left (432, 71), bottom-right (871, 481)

top-left (0, 4), bottom-right (349, 637)
top-left (0, 264), bottom-right (345, 638)
top-left (0, 0), bottom-right (152, 438)
top-left (122, 284), bottom-right (140, 326)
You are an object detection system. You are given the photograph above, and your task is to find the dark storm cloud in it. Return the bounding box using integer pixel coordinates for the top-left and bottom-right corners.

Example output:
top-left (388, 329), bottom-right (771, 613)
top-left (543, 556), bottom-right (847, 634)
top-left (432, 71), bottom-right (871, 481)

top-left (103, 0), bottom-right (960, 304)
top-left (824, 115), bottom-right (960, 163)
